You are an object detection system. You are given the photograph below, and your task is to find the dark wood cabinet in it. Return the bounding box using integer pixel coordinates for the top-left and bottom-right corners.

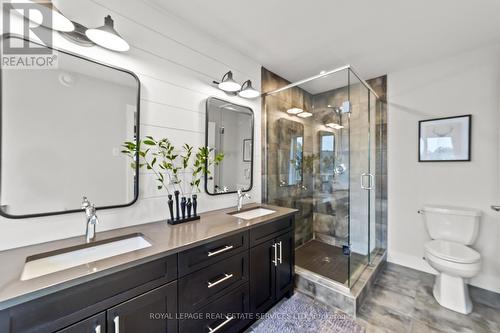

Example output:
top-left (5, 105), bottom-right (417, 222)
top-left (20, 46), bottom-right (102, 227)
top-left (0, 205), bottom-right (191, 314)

top-left (179, 285), bottom-right (250, 333)
top-left (56, 312), bottom-right (106, 333)
top-left (0, 256), bottom-right (177, 333)
top-left (249, 217), bottom-right (293, 247)
top-left (249, 238), bottom-right (276, 314)
top-left (0, 213), bottom-right (295, 333)
top-left (275, 231), bottom-right (294, 299)
top-left (179, 252), bottom-right (248, 313)
top-left (178, 232), bottom-right (249, 277)
top-left (107, 281), bottom-right (177, 333)
top-left (249, 225), bottom-right (294, 314)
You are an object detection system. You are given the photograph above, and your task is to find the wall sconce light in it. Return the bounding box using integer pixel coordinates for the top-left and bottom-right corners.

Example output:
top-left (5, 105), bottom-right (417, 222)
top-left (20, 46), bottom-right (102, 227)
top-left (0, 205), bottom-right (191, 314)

top-left (213, 71), bottom-right (260, 99)
top-left (85, 15), bottom-right (130, 52)
top-left (238, 80), bottom-right (260, 98)
top-left (217, 71), bottom-right (241, 92)
top-left (15, 2), bottom-right (129, 53)
top-left (17, 0), bottom-right (74, 32)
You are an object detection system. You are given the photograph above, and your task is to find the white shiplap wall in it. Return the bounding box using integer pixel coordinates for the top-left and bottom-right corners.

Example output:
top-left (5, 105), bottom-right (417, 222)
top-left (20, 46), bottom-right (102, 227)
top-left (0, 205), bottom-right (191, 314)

top-left (0, 0), bottom-right (262, 250)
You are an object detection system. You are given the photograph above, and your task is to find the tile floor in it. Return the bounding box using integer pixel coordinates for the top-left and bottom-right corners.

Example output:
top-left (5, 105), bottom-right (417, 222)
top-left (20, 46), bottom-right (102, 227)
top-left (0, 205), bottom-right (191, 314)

top-left (295, 239), bottom-right (366, 285)
top-left (250, 262), bottom-right (500, 333)
top-left (357, 263), bottom-right (500, 333)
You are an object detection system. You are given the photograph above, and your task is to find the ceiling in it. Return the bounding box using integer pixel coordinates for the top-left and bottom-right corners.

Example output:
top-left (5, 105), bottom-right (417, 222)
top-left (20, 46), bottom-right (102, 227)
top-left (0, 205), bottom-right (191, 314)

top-left (148, 0), bottom-right (500, 88)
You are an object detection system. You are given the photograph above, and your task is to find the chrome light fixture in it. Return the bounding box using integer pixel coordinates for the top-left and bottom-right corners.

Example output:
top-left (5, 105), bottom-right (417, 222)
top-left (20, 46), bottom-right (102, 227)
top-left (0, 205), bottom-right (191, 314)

top-left (213, 72), bottom-right (260, 98)
top-left (217, 71), bottom-right (241, 92)
top-left (297, 111), bottom-right (313, 118)
top-left (85, 15), bottom-right (130, 52)
top-left (238, 80), bottom-right (260, 98)
top-left (286, 107), bottom-right (303, 115)
top-left (17, 0), bottom-right (74, 32)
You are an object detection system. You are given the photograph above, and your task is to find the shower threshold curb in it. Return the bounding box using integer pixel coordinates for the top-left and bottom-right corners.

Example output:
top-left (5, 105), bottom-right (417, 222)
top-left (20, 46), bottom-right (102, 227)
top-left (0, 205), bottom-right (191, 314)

top-left (295, 251), bottom-right (387, 317)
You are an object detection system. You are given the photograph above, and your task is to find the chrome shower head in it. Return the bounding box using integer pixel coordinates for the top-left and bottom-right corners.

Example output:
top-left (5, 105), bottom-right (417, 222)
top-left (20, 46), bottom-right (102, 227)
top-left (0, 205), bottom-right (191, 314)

top-left (326, 105), bottom-right (342, 113)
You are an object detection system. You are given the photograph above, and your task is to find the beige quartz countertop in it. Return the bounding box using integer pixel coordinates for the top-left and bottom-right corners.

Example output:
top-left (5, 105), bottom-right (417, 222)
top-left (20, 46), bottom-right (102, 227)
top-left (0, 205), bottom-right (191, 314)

top-left (0, 203), bottom-right (297, 310)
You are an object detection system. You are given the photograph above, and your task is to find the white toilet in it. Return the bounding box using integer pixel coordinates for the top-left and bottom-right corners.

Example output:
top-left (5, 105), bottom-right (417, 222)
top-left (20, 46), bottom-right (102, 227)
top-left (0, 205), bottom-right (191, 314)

top-left (421, 205), bottom-right (482, 314)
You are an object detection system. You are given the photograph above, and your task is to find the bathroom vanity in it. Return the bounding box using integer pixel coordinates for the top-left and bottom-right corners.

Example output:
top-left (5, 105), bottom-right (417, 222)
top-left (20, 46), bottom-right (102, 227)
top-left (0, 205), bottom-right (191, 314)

top-left (0, 204), bottom-right (296, 333)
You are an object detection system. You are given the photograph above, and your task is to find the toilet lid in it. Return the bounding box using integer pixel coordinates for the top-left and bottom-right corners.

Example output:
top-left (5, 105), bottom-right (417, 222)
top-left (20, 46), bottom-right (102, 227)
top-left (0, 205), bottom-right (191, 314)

top-left (425, 240), bottom-right (480, 264)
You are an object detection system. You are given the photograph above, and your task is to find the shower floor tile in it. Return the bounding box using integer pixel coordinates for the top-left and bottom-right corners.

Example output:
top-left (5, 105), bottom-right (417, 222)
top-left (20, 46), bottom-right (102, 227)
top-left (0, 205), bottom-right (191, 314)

top-left (295, 239), bottom-right (366, 284)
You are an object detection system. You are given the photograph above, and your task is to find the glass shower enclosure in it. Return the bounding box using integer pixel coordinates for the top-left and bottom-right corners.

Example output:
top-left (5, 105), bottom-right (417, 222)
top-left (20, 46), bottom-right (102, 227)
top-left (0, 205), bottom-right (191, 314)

top-left (262, 66), bottom-right (385, 288)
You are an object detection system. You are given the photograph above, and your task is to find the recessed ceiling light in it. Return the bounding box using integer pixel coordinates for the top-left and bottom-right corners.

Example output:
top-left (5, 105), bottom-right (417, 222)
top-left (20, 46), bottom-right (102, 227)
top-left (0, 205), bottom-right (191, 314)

top-left (320, 70), bottom-right (326, 74)
top-left (217, 71), bottom-right (241, 92)
top-left (286, 107), bottom-right (303, 115)
top-left (85, 15), bottom-right (129, 52)
top-left (297, 112), bottom-right (313, 118)
top-left (326, 123), bottom-right (344, 129)
top-left (238, 80), bottom-right (260, 98)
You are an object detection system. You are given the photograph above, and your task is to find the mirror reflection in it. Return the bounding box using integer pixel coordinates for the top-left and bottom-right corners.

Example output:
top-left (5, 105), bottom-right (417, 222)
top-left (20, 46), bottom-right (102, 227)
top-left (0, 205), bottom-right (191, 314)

top-left (0, 36), bottom-right (140, 218)
top-left (319, 130), bottom-right (335, 192)
top-left (277, 118), bottom-right (304, 186)
top-left (205, 97), bottom-right (253, 195)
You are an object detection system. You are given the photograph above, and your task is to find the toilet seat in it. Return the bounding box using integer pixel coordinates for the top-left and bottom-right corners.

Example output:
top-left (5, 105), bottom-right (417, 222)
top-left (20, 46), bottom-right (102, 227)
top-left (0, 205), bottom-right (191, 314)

top-left (425, 240), bottom-right (480, 264)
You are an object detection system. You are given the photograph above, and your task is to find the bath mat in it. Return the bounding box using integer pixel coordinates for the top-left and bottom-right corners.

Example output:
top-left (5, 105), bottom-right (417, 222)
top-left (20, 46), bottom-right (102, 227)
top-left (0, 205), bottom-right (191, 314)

top-left (248, 292), bottom-right (365, 333)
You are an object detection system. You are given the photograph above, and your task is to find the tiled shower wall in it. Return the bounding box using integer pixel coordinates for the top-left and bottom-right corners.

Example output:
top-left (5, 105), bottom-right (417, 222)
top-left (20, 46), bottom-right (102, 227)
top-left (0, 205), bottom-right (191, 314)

top-left (261, 69), bottom-right (315, 247)
top-left (261, 68), bottom-right (387, 252)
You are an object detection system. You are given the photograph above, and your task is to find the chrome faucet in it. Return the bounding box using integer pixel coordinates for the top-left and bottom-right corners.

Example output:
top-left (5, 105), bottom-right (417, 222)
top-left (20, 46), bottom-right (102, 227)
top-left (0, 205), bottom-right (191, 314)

top-left (82, 196), bottom-right (99, 243)
top-left (236, 189), bottom-right (251, 211)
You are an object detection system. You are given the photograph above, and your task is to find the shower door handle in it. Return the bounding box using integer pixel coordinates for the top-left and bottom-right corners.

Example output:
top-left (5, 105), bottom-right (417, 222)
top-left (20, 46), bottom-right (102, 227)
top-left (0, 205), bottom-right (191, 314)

top-left (361, 173), bottom-right (374, 190)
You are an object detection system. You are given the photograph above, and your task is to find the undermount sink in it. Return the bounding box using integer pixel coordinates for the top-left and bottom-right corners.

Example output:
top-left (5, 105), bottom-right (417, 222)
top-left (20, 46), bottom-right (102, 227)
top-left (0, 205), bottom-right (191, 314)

top-left (229, 207), bottom-right (276, 220)
top-left (20, 233), bottom-right (152, 281)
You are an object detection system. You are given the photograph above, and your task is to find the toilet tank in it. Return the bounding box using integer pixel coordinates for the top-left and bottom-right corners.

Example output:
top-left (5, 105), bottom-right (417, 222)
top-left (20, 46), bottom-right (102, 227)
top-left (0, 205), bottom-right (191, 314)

top-left (422, 205), bottom-right (481, 245)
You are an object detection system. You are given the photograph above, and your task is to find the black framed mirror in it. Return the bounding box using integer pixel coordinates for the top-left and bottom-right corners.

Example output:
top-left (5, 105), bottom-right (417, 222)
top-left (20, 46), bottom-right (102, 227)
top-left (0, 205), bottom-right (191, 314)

top-left (205, 97), bottom-right (254, 195)
top-left (0, 34), bottom-right (140, 218)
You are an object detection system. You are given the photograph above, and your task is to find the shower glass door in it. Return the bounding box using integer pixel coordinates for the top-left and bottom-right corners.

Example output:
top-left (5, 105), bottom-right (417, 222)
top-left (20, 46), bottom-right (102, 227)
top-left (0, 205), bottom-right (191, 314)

top-left (262, 66), bottom-right (378, 289)
top-left (347, 69), bottom-right (372, 287)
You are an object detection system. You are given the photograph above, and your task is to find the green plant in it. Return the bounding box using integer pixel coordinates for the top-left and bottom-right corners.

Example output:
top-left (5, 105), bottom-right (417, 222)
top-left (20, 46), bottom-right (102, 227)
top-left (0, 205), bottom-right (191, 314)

top-left (122, 137), bottom-right (171, 194)
top-left (190, 147), bottom-right (224, 193)
top-left (121, 137), bottom-right (224, 195)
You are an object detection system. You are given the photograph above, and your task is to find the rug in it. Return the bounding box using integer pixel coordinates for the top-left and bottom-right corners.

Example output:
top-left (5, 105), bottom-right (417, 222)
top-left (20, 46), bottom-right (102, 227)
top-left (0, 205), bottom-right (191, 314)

top-left (248, 292), bottom-right (365, 333)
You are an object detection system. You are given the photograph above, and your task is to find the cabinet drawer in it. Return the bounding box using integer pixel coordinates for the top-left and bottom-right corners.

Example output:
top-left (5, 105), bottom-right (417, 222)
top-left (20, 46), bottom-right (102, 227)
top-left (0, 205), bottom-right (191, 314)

top-left (178, 232), bottom-right (248, 277)
top-left (179, 252), bottom-right (248, 313)
top-left (249, 216), bottom-right (294, 246)
top-left (179, 284), bottom-right (250, 333)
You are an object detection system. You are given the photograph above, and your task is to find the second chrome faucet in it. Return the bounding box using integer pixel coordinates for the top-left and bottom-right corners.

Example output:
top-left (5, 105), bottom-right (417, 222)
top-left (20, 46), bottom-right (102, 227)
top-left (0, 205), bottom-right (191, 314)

top-left (236, 189), bottom-right (251, 211)
top-left (82, 196), bottom-right (99, 243)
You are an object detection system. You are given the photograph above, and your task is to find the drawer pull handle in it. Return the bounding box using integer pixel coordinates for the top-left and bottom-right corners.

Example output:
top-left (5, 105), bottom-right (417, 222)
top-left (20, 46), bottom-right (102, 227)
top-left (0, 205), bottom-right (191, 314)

top-left (278, 241), bottom-right (283, 264)
top-left (207, 315), bottom-right (234, 333)
top-left (207, 245), bottom-right (234, 257)
top-left (272, 243), bottom-right (277, 266)
top-left (113, 316), bottom-right (120, 333)
top-left (95, 324), bottom-right (101, 333)
top-left (207, 273), bottom-right (234, 288)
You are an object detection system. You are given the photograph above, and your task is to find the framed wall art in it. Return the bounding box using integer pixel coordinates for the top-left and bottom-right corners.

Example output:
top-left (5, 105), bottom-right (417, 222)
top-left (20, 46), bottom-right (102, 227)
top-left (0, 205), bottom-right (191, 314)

top-left (418, 115), bottom-right (471, 162)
